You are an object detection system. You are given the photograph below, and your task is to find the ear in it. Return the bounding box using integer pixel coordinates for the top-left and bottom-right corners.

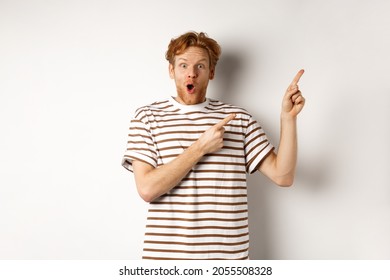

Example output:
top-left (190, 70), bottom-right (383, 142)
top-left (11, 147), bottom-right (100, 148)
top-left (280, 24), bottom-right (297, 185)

top-left (169, 64), bottom-right (175, 79)
top-left (209, 68), bottom-right (215, 80)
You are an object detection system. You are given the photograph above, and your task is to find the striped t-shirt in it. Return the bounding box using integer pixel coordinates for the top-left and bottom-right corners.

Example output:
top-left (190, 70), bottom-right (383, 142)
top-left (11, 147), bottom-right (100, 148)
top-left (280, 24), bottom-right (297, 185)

top-left (122, 96), bottom-right (274, 260)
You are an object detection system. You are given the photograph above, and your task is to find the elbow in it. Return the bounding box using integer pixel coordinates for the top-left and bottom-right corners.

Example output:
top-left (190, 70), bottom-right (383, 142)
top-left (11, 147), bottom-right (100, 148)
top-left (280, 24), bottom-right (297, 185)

top-left (139, 193), bottom-right (154, 203)
top-left (277, 180), bottom-right (294, 187)
top-left (274, 175), bottom-right (294, 187)
top-left (137, 185), bottom-right (156, 203)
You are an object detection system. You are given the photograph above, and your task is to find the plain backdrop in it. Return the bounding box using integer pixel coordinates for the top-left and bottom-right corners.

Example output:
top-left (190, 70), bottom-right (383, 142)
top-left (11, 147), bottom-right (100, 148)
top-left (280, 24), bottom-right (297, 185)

top-left (1, 0), bottom-right (389, 259)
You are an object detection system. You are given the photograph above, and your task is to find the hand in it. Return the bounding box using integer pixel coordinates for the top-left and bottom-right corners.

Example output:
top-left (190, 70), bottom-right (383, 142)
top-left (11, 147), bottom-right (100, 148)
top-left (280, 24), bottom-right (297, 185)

top-left (282, 69), bottom-right (306, 118)
top-left (196, 113), bottom-right (236, 155)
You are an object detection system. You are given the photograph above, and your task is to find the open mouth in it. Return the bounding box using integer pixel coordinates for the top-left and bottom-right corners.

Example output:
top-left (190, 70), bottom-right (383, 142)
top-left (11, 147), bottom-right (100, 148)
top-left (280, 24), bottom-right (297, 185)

top-left (186, 84), bottom-right (195, 93)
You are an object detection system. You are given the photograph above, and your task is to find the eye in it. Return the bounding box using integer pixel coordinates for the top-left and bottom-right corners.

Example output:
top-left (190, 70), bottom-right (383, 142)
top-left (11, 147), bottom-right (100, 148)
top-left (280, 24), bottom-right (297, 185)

top-left (197, 64), bottom-right (204, 69)
top-left (180, 63), bottom-right (187, 69)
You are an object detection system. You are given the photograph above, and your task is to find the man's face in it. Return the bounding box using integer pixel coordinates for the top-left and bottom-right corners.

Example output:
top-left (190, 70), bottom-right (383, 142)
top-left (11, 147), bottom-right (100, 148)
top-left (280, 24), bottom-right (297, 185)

top-left (169, 46), bottom-right (215, 105)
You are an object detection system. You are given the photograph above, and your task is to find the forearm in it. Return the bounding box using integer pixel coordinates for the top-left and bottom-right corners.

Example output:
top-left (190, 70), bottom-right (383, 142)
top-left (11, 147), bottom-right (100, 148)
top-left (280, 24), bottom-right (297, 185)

top-left (274, 114), bottom-right (298, 185)
top-left (134, 142), bottom-right (204, 202)
top-left (134, 113), bottom-right (235, 202)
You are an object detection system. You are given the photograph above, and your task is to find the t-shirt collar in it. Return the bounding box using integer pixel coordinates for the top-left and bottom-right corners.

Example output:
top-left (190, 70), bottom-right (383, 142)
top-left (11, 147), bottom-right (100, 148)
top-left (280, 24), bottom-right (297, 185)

top-left (169, 96), bottom-right (209, 113)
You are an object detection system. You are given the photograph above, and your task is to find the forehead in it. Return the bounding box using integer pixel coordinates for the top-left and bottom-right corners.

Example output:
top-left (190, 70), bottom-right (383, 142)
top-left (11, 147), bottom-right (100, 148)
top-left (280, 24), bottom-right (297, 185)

top-left (175, 46), bottom-right (210, 63)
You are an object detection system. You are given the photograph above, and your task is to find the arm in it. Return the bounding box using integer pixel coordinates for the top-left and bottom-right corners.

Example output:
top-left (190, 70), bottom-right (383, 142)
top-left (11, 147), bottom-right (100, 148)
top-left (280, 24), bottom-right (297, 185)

top-left (133, 113), bottom-right (236, 202)
top-left (258, 69), bottom-right (305, 187)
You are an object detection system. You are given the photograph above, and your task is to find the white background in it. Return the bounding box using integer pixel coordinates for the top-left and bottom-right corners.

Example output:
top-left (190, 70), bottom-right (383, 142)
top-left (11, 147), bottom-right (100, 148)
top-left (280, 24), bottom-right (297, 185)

top-left (1, 0), bottom-right (389, 260)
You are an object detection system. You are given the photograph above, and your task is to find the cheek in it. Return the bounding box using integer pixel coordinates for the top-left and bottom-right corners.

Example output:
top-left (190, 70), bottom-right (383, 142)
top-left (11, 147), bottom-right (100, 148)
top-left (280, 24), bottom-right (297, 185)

top-left (174, 68), bottom-right (186, 79)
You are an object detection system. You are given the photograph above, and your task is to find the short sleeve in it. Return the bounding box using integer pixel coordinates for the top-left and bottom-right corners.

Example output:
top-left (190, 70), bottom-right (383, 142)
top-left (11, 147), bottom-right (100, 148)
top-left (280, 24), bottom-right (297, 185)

top-left (244, 116), bottom-right (274, 174)
top-left (121, 109), bottom-right (158, 172)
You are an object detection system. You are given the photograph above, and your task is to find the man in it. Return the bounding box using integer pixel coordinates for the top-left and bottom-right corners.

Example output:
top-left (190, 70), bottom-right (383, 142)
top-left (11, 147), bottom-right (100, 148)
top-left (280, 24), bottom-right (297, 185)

top-left (122, 31), bottom-right (305, 260)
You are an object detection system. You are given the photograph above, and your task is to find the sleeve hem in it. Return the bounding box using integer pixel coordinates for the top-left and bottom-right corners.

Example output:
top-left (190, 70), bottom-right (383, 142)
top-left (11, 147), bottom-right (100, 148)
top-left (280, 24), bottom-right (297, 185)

top-left (248, 145), bottom-right (275, 174)
top-left (122, 152), bottom-right (157, 173)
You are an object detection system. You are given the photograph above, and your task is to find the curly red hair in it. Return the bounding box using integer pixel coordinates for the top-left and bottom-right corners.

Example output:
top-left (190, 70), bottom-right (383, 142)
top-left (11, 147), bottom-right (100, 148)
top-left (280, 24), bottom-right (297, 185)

top-left (165, 31), bottom-right (221, 69)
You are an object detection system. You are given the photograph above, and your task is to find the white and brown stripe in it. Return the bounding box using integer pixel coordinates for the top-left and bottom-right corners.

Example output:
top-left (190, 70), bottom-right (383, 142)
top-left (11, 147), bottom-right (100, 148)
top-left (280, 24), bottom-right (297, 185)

top-left (122, 97), bottom-right (274, 260)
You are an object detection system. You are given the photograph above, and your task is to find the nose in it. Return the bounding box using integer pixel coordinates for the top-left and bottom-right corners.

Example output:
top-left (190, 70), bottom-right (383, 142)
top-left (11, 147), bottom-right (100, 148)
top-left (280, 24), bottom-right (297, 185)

top-left (187, 66), bottom-right (198, 78)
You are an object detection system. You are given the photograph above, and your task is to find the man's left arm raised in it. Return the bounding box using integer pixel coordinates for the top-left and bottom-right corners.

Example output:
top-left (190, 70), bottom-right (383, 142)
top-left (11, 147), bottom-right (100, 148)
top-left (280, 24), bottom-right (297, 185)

top-left (258, 69), bottom-right (306, 186)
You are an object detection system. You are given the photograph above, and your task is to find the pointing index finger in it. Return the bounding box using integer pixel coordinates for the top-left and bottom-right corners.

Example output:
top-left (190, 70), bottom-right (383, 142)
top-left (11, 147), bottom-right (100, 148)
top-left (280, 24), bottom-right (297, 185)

top-left (291, 69), bottom-right (305, 86)
top-left (215, 113), bottom-right (236, 128)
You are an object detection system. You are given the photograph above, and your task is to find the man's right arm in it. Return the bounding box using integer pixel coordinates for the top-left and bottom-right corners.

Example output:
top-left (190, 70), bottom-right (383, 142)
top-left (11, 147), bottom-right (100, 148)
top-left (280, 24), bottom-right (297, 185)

top-left (132, 113), bottom-right (236, 202)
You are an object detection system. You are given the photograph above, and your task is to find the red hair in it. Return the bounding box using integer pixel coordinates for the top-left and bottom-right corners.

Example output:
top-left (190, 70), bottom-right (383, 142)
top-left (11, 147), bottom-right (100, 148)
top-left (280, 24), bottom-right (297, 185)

top-left (165, 31), bottom-right (221, 69)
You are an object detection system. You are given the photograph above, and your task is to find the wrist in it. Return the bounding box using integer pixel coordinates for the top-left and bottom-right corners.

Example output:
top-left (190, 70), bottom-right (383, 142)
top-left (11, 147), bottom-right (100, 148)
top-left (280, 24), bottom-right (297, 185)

top-left (280, 112), bottom-right (297, 122)
top-left (190, 140), bottom-right (206, 158)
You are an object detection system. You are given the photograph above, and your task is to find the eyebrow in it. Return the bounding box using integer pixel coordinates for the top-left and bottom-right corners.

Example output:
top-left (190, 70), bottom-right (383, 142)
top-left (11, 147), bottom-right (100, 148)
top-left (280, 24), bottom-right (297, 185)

top-left (177, 58), bottom-right (208, 63)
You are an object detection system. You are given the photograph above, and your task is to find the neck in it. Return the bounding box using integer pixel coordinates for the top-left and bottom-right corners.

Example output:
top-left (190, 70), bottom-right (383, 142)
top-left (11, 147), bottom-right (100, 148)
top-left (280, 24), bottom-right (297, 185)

top-left (174, 96), bottom-right (206, 105)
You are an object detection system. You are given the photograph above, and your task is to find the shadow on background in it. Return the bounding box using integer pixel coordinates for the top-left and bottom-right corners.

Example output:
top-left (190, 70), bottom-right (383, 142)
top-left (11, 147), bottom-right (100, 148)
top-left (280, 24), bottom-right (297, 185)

top-left (215, 50), bottom-right (331, 259)
top-left (215, 50), bottom-right (275, 259)
top-left (213, 51), bottom-right (244, 105)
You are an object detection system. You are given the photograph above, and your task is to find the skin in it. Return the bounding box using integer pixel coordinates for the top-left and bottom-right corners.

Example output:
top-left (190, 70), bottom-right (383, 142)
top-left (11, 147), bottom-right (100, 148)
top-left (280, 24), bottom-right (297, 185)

top-left (168, 46), bottom-right (215, 105)
top-left (133, 46), bottom-right (305, 202)
top-left (258, 69), bottom-right (305, 186)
